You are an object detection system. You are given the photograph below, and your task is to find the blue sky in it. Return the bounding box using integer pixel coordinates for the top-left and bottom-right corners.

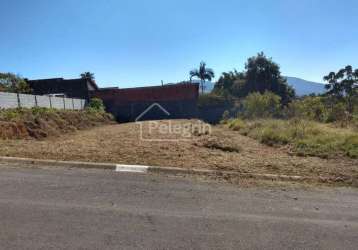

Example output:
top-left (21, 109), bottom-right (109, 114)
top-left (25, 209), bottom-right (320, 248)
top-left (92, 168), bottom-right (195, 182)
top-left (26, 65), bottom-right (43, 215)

top-left (0, 0), bottom-right (357, 88)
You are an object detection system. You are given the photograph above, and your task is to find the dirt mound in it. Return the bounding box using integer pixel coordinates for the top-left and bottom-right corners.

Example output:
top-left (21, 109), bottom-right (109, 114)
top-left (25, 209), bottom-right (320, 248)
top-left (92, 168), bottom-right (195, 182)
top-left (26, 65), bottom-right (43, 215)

top-left (0, 121), bottom-right (29, 139)
top-left (0, 108), bottom-right (114, 140)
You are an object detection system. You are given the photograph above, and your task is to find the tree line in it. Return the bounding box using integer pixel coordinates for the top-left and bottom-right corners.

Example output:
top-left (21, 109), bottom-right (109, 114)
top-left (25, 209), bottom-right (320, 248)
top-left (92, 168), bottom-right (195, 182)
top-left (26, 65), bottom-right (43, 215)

top-left (190, 52), bottom-right (357, 121)
top-left (1, 53), bottom-right (357, 121)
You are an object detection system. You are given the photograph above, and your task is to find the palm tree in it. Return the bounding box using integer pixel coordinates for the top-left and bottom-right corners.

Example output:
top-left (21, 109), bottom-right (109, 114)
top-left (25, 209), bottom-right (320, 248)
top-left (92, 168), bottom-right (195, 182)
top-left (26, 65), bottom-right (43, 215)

top-left (80, 72), bottom-right (95, 81)
top-left (190, 62), bottom-right (215, 93)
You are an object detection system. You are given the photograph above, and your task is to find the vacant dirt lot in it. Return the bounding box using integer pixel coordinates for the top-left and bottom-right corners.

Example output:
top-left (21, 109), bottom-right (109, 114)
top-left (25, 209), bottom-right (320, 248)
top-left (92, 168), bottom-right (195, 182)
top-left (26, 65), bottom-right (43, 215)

top-left (0, 120), bottom-right (357, 180)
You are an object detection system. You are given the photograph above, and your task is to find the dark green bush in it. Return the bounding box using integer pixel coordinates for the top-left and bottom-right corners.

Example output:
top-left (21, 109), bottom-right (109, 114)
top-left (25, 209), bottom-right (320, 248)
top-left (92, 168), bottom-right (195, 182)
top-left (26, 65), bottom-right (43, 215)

top-left (87, 98), bottom-right (105, 112)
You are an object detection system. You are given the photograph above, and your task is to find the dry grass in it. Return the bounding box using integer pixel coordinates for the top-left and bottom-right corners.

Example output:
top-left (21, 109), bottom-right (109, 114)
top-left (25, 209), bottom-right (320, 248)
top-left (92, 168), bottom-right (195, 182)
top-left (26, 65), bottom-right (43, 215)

top-left (0, 108), bottom-right (114, 139)
top-left (0, 119), bottom-right (357, 182)
top-left (227, 118), bottom-right (358, 159)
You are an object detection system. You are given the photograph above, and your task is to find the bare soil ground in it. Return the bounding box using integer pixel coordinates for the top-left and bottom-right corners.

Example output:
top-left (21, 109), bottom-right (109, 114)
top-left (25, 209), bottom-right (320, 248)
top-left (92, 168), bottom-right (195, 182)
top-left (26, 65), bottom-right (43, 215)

top-left (0, 120), bottom-right (357, 180)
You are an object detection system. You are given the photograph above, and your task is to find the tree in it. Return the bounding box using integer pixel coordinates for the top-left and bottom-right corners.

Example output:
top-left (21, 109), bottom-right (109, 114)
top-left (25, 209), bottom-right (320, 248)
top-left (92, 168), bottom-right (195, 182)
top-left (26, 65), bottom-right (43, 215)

top-left (323, 65), bottom-right (358, 113)
top-left (0, 73), bottom-right (32, 93)
top-left (213, 53), bottom-right (295, 104)
top-left (213, 70), bottom-right (246, 97)
top-left (80, 72), bottom-right (95, 81)
top-left (244, 52), bottom-right (295, 104)
top-left (190, 62), bottom-right (215, 94)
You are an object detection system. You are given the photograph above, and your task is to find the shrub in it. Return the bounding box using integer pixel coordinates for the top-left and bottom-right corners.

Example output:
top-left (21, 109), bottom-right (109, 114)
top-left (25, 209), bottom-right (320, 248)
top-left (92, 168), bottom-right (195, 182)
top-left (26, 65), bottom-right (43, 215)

top-left (221, 110), bottom-right (230, 122)
top-left (0, 108), bottom-right (22, 121)
top-left (352, 114), bottom-right (358, 131)
top-left (288, 96), bottom-right (328, 122)
top-left (227, 118), bottom-right (246, 131)
top-left (343, 135), bottom-right (358, 158)
top-left (260, 128), bottom-right (290, 146)
top-left (241, 91), bottom-right (281, 118)
top-left (326, 102), bottom-right (350, 124)
top-left (87, 98), bottom-right (105, 112)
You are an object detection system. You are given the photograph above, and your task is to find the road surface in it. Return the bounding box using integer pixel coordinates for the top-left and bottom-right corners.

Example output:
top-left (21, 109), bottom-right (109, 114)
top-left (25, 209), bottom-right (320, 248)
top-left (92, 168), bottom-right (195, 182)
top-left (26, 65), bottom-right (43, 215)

top-left (0, 164), bottom-right (357, 249)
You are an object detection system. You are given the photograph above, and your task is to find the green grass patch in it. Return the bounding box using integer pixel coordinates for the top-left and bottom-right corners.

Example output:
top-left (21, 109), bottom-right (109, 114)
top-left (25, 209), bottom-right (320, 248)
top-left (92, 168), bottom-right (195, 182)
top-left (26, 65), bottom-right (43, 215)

top-left (227, 118), bottom-right (358, 159)
top-left (227, 118), bottom-right (246, 131)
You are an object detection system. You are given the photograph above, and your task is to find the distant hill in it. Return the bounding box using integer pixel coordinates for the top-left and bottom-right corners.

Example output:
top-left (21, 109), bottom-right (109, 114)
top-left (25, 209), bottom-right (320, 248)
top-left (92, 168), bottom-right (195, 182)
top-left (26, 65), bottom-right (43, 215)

top-left (285, 77), bottom-right (326, 96)
top-left (196, 77), bottom-right (326, 96)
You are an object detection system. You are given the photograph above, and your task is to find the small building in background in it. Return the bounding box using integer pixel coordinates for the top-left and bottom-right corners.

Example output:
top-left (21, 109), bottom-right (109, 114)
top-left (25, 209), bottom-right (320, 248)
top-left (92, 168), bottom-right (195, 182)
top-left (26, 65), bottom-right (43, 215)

top-left (26, 78), bottom-right (98, 100)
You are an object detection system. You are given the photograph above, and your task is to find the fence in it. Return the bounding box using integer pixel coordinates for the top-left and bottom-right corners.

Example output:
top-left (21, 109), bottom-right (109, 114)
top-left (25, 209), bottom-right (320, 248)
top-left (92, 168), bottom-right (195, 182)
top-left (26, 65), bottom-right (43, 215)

top-left (0, 92), bottom-right (86, 110)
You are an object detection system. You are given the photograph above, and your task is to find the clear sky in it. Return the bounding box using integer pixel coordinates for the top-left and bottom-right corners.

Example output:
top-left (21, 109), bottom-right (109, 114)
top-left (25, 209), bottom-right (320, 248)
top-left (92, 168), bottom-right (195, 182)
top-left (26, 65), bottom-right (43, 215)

top-left (0, 0), bottom-right (357, 88)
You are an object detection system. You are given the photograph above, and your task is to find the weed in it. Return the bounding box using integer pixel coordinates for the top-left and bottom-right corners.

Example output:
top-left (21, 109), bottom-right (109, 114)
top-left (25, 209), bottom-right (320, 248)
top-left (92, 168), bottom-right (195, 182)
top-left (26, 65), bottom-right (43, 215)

top-left (227, 118), bottom-right (358, 159)
top-left (0, 107), bottom-right (114, 139)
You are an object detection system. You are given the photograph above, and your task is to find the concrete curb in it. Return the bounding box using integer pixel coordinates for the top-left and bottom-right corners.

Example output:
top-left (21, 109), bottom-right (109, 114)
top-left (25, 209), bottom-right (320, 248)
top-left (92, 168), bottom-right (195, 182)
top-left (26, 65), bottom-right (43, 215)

top-left (0, 156), bottom-right (351, 183)
top-left (148, 166), bottom-right (311, 181)
top-left (0, 156), bottom-right (116, 170)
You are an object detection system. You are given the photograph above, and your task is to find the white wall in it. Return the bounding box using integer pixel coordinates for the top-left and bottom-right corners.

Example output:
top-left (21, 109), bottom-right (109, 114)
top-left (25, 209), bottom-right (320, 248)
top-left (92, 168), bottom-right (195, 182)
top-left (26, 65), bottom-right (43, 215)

top-left (0, 92), bottom-right (85, 110)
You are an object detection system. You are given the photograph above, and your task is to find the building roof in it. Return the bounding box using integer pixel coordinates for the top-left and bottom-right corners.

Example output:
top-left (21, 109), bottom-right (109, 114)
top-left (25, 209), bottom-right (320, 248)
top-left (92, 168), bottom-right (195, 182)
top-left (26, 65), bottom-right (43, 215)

top-left (27, 78), bottom-right (99, 90)
top-left (92, 83), bottom-right (199, 104)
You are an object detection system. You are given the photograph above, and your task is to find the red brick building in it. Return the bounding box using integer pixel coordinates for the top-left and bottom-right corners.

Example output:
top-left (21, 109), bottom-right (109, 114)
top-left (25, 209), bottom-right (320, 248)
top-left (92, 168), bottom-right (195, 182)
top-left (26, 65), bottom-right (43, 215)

top-left (92, 83), bottom-right (199, 122)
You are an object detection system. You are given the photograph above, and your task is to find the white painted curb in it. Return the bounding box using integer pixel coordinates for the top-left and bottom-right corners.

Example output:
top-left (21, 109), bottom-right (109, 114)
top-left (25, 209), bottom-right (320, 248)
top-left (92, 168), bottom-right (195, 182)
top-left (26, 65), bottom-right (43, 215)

top-left (115, 164), bottom-right (149, 173)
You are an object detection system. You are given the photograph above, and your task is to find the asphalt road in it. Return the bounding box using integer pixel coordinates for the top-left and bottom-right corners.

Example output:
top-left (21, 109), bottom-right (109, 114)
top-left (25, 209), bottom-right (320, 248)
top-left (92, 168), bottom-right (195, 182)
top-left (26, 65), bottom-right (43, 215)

top-left (0, 165), bottom-right (357, 250)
